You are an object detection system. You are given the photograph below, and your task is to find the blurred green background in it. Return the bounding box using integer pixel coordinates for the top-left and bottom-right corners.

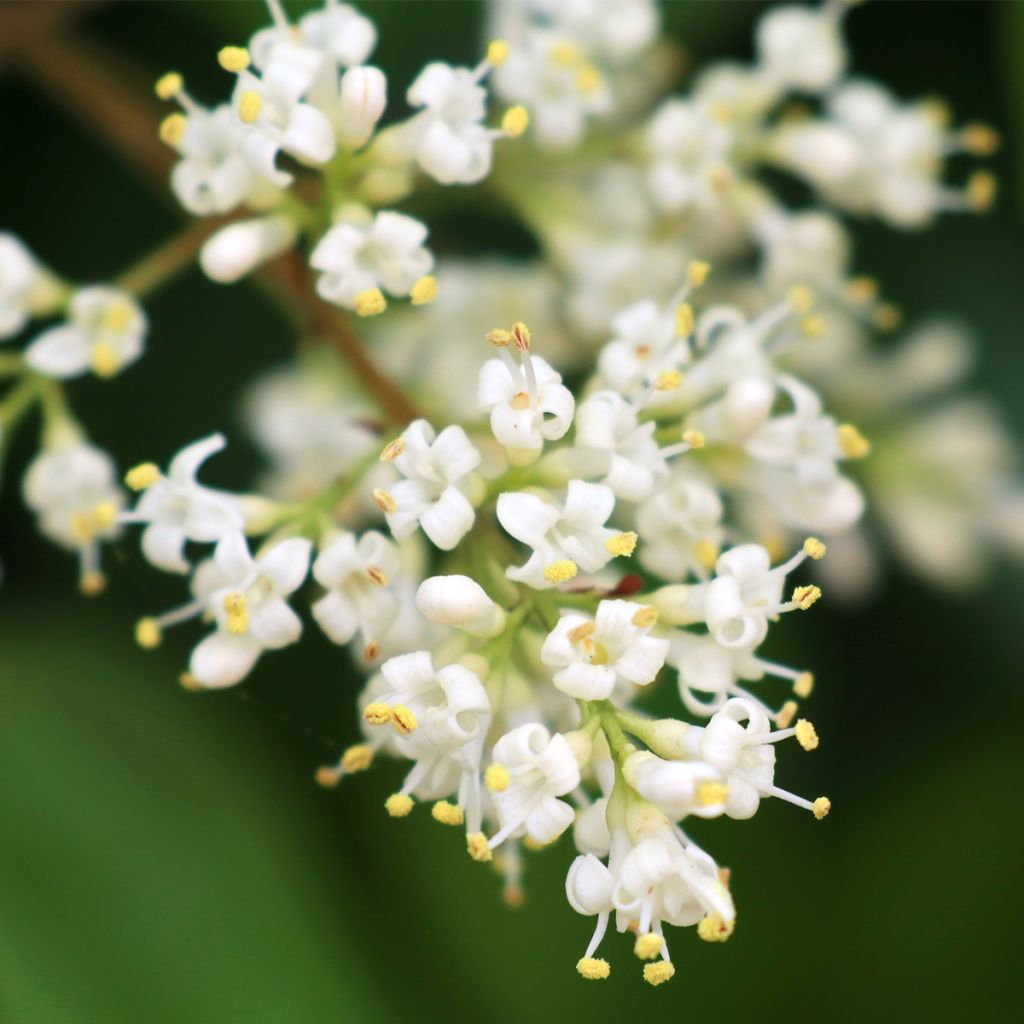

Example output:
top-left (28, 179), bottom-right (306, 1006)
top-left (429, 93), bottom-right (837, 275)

top-left (1, 2), bottom-right (1022, 1021)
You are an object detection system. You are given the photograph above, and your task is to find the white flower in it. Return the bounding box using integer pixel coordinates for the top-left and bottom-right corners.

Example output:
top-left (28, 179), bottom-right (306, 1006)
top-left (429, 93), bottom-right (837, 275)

top-left (530, 0), bottom-right (659, 65)
top-left (167, 103), bottom-right (278, 216)
top-left (200, 214), bottom-right (298, 283)
top-left (25, 287), bottom-right (146, 380)
top-left (541, 599), bottom-right (670, 700)
top-left (646, 99), bottom-right (733, 214)
top-left (478, 341), bottom-right (574, 464)
top-left (597, 299), bottom-right (686, 398)
top-left (612, 829), bottom-right (735, 937)
top-left (497, 480), bottom-right (622, 589)
top-left (700, 697), bottom-right (826, 819)
top-left (311, 210), bottom-right (433, 309)
top-left (121, 434), bottom-right (244, 575)
top-left (622, 750), bottom-right (726, 820)
top-left (403, 62), bottom-right (495, 185)
top-left (415, 574), bottom-right (504, 636)
top-left (230, 47), bottom-right (336, 185)
top-left (295, 0), bottom-right (377, 68)
top-left (22, 437), bottom-right (123, 588)
top-left (492, 31), bottom-right (611, 149)
top-left (379, 419), bottom-right (480, 550)
top-left (374, 650), bottom-right (491, 759)
top-left (756, 209), bottom-right (851, 293)
top-left (190, 531), bottom-right (311, 688)
top-left (755, 3), bottom-right (848, 94)
top-left (575, 390), bottom-right (667, 501)
top-left (636, 470), bottom-right (724, 581)
top-left (333, 65), bottom-right (388, 149)
top-left (488, 723), bottom-right (581, 848)
top-left (0, 233), bottom-right (45, 339)
top-left (311, 531), bottom-right (400, 654)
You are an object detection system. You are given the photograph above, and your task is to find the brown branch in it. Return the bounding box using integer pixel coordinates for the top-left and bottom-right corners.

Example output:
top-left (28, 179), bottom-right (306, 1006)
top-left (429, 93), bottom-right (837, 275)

top-left (7, 20), bottom-right (419, 427)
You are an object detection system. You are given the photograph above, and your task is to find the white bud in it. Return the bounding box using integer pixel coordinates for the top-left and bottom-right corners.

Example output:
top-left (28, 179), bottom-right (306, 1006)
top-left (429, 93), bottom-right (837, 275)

top-left (337, 65), bottom-right (388, 150)
top-left (639, 718), bottom-right (701, 760)
top-left (200, 215), bottom-right (298, 284)
top-left (565, 853), bottom-right (615, 915)
top-left (416, 574), bottom-right (504, 637)
top-left (647, 583), bottom-right (707, 626)
top-left (723, 377), bottom-right (776, 435)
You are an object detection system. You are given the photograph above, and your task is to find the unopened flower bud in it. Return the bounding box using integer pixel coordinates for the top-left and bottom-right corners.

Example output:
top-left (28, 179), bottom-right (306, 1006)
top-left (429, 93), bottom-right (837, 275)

top-left (200, 215), bottom-right (297, 284)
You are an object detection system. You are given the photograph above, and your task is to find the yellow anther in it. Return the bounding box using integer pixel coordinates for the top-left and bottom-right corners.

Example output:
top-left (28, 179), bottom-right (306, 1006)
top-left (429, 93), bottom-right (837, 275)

top-left (511, 321), bottom-right (531, 351)
top-left (510, 391), bottom-right (531, 410)
top-left (920, 96), bottom-right (951, 128)
top-left (634, 933), bottom-right (664, 960)
top-left (845, 276), bottom-right (878, 304)
top-left (431, 800), bottom-right (464, 826)
top-left (503, 884), bottom-right (524, 909)
top-left (238, 90), bottom-right (262, 124)
top-left (837, 423), bottom-right (871, 459)
top-left (961, 123), bottom-right (1000, 156)
top-left (69, 511), bottom-right (94, 544)
top-left (801, 313), bottom-right (825, 339)
top-left (154, 72), bottom-right (183, 100)
top-left (695, 539), bottom-right (719, 570)
top-left (379, 438), bottom-right (405, 462)
top-left (795, 718), bottom-right (819, 751)
top-left (91, 342), bottom-right (120, 378)
top-left (372, 488), bottom-right (397, 515)
top-left (632, 605), bottom-right (658, 628)
top-left (502, 105), bottom-right (530, 138)
top-left (385, 793), bottom-right (414, 818)
top-left (314, 765), bottom-right (342, 788)
top-left (567, 620), bottom-right (596, 644)
top-left (576, 957), bottom-right (610, 980)
top-left (217, 45), bottom-right (251, 72)
top-left (813, 796), bottom-right (832, 820)
top-left (643, 961), bottom-right (675, 986)
top-left (223, 591), bottom-right (249, 635)
top-left (79, 571), bottom-right (107, 596)
top-left (967, 170), bottom-right (997, 212)
top-left (364, 640), bottom-right (381, 661)
top-left (697, 781), bottom-right (729, 806)
top-left (390, 704), bottom-right (418, 736)
top-left (362, 701), bottom-right (392, 726)
top-left (682, 429), bottom-right (705, 449)
top-left (410, 275), bottom-right (438, 305)
top-left (544, 560), bottom-right (578, 584)
top-left (605, 532), bottom-right (637, 558)
top-left (793, 671), bottom-right (814, 698)
top-left (788, 284), bottom-right (814, 314)
top-left (125, 462), bottom-right (160, 491)
top-left (159, 112), bottom-right (187, 146)
top-left (466, 832), bottom-right (492, 862)
top-left (341, 743), bottom-right (374, 774)
top-left (366, 566), bottom-right (389, 588)
top-left (179, 672), bottom-right (202, 691)
top-left (100, 300), bottom-right (130, 332)
top-left (697, 913), bottom-right (734, 943)
top-left (688, 260), bottom-right (711, 287)
top-left (551, 41), bottom-right (583, 67)
top-left (487, 328), bottom-right (512, 347)
top-left (777, 700), bottom-right (798, 729)
top-left (354, 288), bottom-right (386, 316)
top-left (792, 584), bottom-right (821, 610)
top-left (675, 302), bottom-right (694, 337)
top-left (487, 39), bottom-right (510, 67)
top-left (803, 537), bottom-right (827, 560)
top-left (654, 369), bottom-right (682, 391)
top-left (873, 302), bottom-right (902, 331)
top-left (576, 65), bottom-right (602, 96)
top-left (92, 502), bottom-right (118, 531)
top-left (484, 762), bottom-right (510, 792)
top-left (135, 618), bottom-right (162, 649)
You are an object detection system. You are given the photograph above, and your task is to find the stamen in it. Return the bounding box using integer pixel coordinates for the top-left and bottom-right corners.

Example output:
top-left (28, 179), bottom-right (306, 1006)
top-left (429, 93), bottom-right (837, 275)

top-left (390, 704), bottom-right (418, 736)
top-left (544, 560), bottom-right (578, 584)
top-left (682, 429), bottom-right (705, 449)
top-left (217, 46), bottom-right (251, 73)
top-left (643, 961), bottom-right (675, 986)
top-left (696, 539), bottom-right (719, 570)
top-left (484, 763), bottom-right (510, 792)
top-left (688, 260), bottom-right (711, 287)
top-left (410, 275), bottom-right (437, 305)
top-left (502, 106), bottom-right (530, 138)
top-left (91, 342), bottom-right (120, 378)
top-left (366, 566), bottom-right (389, 587)
top-left (431, 800), bottom-right (464, 826)
top-left (354, 288), bottom-right (386, 317)
top-left (794, 719), bottom-right (819, 751)
top-left (362, 701), bottom-right (392, 726)
top-left (966, 171), bottom-right (997, 211)
top-left (803, 537), bottom-right (826, 560)
top-left (654, 369), bottom-right (682, 391)
top-left (385, 793), bottom-right (414, 817)
top-left (605, 532), bottom-right (637, 557)
top-left (792, 584), bottom-right (821, 610)
top-left (155, 72), bottom-right (183, 100)
top-left (372, 488), bottom-right (397, 514)
top-left (79, 570), bottom-right (106, 596)
top-left (159, 113), bottom-right (187, 147)
top-left (239, 90), bottom-right (263, 124)
top-left (223, 592), bottom-right (249, 634)
top-left (379, 438), bottom-right (405, 462)
top-left (676, 303), bottom-right (694, 337)
top-left (487, 39), bottom-right (510, 67)
top-left (466, 832), bottom-right (493, 862)
top-left (776, 700), bottom-right (798, 728)
top-left (632, 606), bottom-right (658, 628)
top-left (813, 796), bottom-right (831, 820)
top-left (697, 781), bottom-right (728, 806)
top-left (960, 123), bottom-right (1000, 156)
top-left (634, 933), bottom-right (664, 960)
top-left (697, 913), bottom-right (734, 943)
top-left (836, 423), bottom-right (870, 459)
top-left (135, 618), bottom-right (162, 649)
top-left (125, 462), bottom-right (160, 491)
top-left (787, 284), bottom-right (814, 314)
top-left (576, 957), bottom-right (610, 980)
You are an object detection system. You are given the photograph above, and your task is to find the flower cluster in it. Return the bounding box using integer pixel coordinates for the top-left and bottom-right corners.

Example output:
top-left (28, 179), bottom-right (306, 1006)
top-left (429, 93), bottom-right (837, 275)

top-left (0, 0), bottom-right (1019, 988)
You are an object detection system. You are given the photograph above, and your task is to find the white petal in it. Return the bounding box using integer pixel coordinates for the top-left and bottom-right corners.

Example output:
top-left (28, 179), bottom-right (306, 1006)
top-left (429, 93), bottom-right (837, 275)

top-left (24, 326), bottom-right (91, 378)
top-left (419, 485), bottom-right (474, 550)
top-left (190, 631), bottom-right (262, 688)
